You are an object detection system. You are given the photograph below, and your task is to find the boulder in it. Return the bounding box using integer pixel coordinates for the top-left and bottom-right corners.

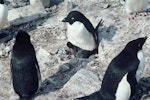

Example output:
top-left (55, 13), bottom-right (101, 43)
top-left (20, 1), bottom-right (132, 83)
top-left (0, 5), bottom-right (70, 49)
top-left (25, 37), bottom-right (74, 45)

top-left (8, 2), bottom-right (47, 25)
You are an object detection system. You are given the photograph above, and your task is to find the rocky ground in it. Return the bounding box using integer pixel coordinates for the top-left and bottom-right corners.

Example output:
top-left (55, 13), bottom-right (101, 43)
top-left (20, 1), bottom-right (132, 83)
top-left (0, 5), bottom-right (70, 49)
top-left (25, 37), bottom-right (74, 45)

top-left (0, 0), bottom-right (150, 100)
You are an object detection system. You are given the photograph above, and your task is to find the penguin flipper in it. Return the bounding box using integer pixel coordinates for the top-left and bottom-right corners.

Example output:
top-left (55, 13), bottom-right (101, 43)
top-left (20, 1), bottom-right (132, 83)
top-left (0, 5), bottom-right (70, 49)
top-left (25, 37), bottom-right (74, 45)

top-left (130, 77), bottom-right (150, 100)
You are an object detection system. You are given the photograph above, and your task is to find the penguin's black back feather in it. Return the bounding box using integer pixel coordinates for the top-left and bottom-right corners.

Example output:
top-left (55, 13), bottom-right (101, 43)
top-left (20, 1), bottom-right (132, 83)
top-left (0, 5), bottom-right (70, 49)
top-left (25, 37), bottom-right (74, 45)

top-left (11, 30), bottom-right (40, 99)
top-left (78, 12), bottom-right (98, 44)
top-left (100, 49), bottom-right (139, 99)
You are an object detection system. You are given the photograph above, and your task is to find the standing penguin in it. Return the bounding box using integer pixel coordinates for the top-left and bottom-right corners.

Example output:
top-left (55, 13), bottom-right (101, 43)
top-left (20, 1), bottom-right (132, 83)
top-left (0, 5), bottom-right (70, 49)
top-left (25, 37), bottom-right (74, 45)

top-left (62, 11), bottom-right (103, 58)
top-left (0, 0), bottom-right (8, 29)
top-left (77, 37), bottom-right (147, 100)
top-left (11, 30), bottom-right (41, 100)
top-left (125, 0), bottom-right (149, 19)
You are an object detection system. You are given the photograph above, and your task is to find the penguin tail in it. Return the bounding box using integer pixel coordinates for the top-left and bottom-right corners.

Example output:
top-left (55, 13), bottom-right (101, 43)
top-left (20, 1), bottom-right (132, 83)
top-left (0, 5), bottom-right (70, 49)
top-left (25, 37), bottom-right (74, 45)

top-left (95, 19), bottom-right (104, 33)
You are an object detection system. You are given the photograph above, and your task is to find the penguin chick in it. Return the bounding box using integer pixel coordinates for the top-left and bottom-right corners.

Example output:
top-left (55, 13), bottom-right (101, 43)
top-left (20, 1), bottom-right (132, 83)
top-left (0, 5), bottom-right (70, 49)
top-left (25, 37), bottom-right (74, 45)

top-left (0, 0), bottom-right (8, 29)
top-left (77, 37), bottom-right (147, 100)
top-left (125, 0), bottom-right (149, 19)
top-left (11, 30), bottom-right (41, 100)
top-left (62, 11), bottom-right (103, 58)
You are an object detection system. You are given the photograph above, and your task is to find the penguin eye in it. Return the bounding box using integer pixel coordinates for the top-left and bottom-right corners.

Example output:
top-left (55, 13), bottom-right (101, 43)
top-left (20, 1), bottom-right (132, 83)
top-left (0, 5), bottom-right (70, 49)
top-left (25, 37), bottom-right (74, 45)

top-left (71, 17), bottom-right (74, 20)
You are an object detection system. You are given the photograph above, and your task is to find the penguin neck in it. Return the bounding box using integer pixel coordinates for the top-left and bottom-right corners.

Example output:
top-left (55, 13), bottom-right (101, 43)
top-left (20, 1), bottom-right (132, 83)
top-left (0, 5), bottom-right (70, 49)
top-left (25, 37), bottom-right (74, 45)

top-left (0, 0), bottom-right (4, 4)
top-left (125, 47), bottom-right (139, 57)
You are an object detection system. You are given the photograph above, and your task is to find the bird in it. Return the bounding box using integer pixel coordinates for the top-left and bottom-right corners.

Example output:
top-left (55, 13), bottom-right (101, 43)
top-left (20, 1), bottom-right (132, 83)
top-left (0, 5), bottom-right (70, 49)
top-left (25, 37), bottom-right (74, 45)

top-left (0, 0), bottom-right (8, 29)
top-left (125, 0), bottom-right (149, 19)
top-left (77, 36), bottom-right (147, 100)
top-left (11, 30), bottom-right (41, 100)
top-left (62, 10), bottom-right (103, 58)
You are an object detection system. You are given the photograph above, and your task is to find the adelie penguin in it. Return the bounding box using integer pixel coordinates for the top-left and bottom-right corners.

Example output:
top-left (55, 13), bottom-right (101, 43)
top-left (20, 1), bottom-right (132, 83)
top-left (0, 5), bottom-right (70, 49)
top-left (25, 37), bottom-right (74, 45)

top-left (62, 11), bottom-right (103, 58)
top-left (125, 0), bottom-right (149, 19)
top-left (11, 30), bottom-right (41, 100)
top-left (77, 37), bottom-right (147, 100)
top-left (0, 0), bottom-right (8, 29)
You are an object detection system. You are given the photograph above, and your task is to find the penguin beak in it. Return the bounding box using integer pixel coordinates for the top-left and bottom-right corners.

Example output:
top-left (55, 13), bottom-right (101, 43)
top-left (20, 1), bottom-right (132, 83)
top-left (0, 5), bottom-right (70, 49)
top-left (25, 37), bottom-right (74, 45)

top-left (142, 36), bottom-right (147, 44)
top-left (144, 36), bottom-right (147, 40)
top-left (62, 17), bottom-right (68, 22)
top-left (139, 36), bottom-right (147, 48)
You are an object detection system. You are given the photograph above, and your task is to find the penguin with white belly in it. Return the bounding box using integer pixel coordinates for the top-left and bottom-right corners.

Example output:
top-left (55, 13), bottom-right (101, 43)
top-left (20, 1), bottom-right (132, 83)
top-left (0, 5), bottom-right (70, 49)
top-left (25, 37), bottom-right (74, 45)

top-left (125, 0), bottom-right (149, 19)
top-left (11, 30), bottom-right (41, 100)
top-left (77, 37), bottom-right (147, 100)
top-left (0, 0), bottom-right (8, 29)
top-left (62, 11), bottom-right (103, 58)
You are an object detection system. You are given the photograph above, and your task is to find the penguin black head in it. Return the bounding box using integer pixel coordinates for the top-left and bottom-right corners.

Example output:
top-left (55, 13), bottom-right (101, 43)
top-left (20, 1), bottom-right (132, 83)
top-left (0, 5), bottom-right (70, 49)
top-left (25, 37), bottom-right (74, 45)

top-left (0, 0), bottom-right (4, 4)
top-left (125, 36), bottom-right (147, 53)
top-left (16, 30), bottom-right (30, 43)
top-left (62, 11), bottom-right (87, 25)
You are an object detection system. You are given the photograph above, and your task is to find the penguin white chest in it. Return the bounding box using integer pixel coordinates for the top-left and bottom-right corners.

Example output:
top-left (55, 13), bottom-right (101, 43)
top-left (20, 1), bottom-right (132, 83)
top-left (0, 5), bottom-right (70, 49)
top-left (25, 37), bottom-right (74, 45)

top-left (0, 4), bottom-right (8, 29)
top-left (136, 50), bottom-right (145, 82)
top-left (66, 21), bottom-right (96, 51)
top-left (125, 0), bottom-right (149, 14)
top-left (116, 73), bottom-right (131, 100)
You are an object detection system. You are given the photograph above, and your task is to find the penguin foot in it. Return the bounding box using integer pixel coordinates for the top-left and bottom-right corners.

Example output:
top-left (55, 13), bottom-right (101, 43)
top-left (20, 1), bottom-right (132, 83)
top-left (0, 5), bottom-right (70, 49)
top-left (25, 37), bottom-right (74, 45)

top-left (67, 42), bottom-right (82, 56)
top-left (138, 12), bottom-right (148, 16)
top-left (76, 50), bottom-right (91, 58)
top-left (67, 42), bottom-right (74, 48)
top-left (128, 13), bottom-right (135, 20)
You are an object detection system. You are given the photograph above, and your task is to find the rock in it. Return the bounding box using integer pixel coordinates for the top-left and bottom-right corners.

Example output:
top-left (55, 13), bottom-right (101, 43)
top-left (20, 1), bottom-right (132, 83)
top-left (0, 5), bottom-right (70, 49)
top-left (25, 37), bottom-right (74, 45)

top-left (59, 69), bottom-right (100, 99)
top-left (11, 0), bottom-right (29, 8)
top-left (37, 58), bottom-right (91, 95)
top-left (1, 0), bottom-right (150, 100)
top-left (68, 0), bottom-right (104, 7)
top-left (98, 39), bottom-right (122, 63)
top-left (0, 41), bottom-right (12, 57)
top-left (42, 0), bottom-right (50, 8)
top-left (29, 0), bottom-right (41, 4)
top-left (56, 47), bottom-right (70, 61)
top-left (8, 2), bottom-right (47, 25)
top-left (0, 33), bottom-right (13, 43)
top-left (30, 0), bottom-right (50, 8)
top-left (36, 48), bottom-right (51, 69)
top-left (120, 0), bottom-right (125, 5)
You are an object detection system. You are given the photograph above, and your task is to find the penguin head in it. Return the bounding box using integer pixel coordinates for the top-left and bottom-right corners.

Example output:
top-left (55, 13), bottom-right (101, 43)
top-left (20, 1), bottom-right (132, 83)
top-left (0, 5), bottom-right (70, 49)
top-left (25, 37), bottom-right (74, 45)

top-left (62, 11), bottom-right (86, 25)
top-left (16, 30), bottom-right (30, 43)
top-left (125, 36), bottom-right (147, 53)
top-left (0, 0), bottom-right (4, 4)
